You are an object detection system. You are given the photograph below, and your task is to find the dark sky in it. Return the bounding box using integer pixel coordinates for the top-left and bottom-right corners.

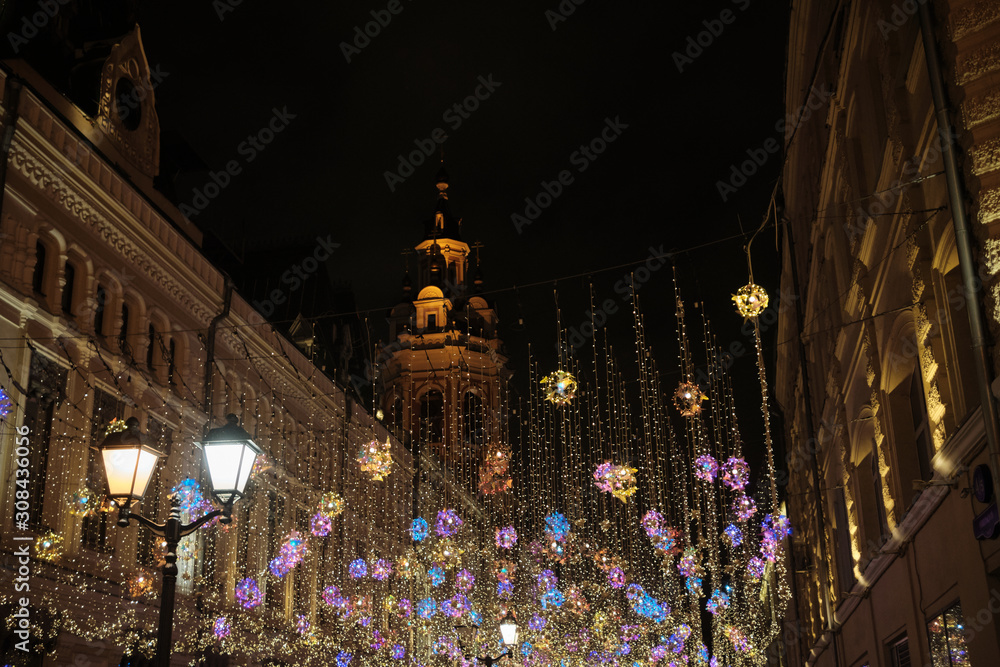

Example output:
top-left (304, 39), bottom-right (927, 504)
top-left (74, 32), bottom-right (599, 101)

top-left (132, 1), bottom-right (791, 465)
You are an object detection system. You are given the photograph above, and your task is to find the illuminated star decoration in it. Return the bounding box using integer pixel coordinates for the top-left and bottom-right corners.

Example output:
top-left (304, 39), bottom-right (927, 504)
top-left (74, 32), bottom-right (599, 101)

top-left (336, 651), bottom-right (353, 667)
top-left (495, 525), bottom-right (518, 549)
top-left (104, 417), bottom-right (129, 436)
top-left (410, 517), bottom-right (429, 542)
top-left (0, 385), bottom-right (11, 420)
top-left (34, 530), bottom-right (63, 562)
top-left (213, 617), bottom-right (230, 640)
top-left (734, 493), bottom-right (757, 521)
top-left (358, 437), bottom-right (393, 480)
top-left (435, 508), bottom-right (463, 537)
top-left (319, 492), bottom-right (346, 517)
top-left (455, 568), bottom-right (475, 591)
top-left (126, 569), bottom-right (154, 598)
top-left (641, 510), bottom-right (664, 538)
top-left (479, 445), bottom-right (514, 495)
top-left (721, 456), bottom-right (750, 490)
top-left (235, 578), bottom-right (263, 608)
top-left (732, 282), bottom-right (769, 319)
top-left (296, 615), bottom-right (310, 634)
top-left (428, 565), bottom-right (445, 587)
top-left (593, 461), bottom-right (639, 502)
top-left (608, 567), bottom-right (626, 589)
top-left (541, 369), bottom-right (578, 405)
top-left (723, 523), bottom-right (743, 547)
top-left (69, 487), bottom-right (99, 518)
top-left (725, 625), bottom-right (751, 653)
top-left (693, 454), bottom-right (718, 482)
top-left (673, 381), bottom-right (707, 417)
top-left (706, 589), bottom-right (730, 615)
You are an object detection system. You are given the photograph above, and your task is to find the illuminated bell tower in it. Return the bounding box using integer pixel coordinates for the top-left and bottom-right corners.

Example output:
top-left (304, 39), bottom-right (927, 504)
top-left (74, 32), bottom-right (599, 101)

top-left (382, 165), bottom-right (507, 467)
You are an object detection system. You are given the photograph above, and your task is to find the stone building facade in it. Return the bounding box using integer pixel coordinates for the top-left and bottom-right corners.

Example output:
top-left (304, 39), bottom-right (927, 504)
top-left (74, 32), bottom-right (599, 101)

top-left (0, 28), bottom-right (411, 666)
top-left (777, 1), bottom-right (1000, 665)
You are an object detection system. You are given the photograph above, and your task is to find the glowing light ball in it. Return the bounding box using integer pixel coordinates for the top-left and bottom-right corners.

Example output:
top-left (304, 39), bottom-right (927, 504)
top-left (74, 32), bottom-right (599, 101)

top-left (678, 548), bottom-right (702, 578)
top-left (69, 487), bottom-right (99, 517)
top-left (322, 585), bottom-right (343, 606)
top-left (685, 576), bottom-right (703, 596)
top-left (480, 446), bottom-right (513, 495)
top-left (732, 283), bottom-right (769, 319)
top-left (397, 598), bottom-right (412, 618)
top-left (391, 645), bottom-right (406, 659)
top-left (734, 494), bottom-right (757, 521)
top-left (653, 527), bottom-right (682, 556)
top-left (566, 587), bottom-right (590, 614)
top-left (349, 559), bottom-right (368, 578)
top-left (310, 511), bottom-right (332, 537)
top-left (213, 617), bottom-right (230, 640)
top-left (641, 510), bottom-right (664, 538)
top-left (34, 530), bottom-right (63, 562)
top-left (496, 525), bottom-right (518, 549)
top-left (544, 512), bottom-right (570, 543)
top-left (126, 569), bottom-right (154, 597)
top-left (417, 598), bottom-right (437, 618)
top-left (0, 386), bottom-right (11, 420)
top-left (371, 631), bottom-right (386, 650)
top-left (236, 577), bottom-right (263, 608)
top-left (410, 517), bottom-right (429, 542)
top-left (673, 381), bottom-right (707, 417)
top-left (372, 558), bottom-right (392, 580)
top-left (358, 437), bottom-right (394, 480)
top-left (725, 626), bottom-right (751, 653)
top-left (431, 538), bottom-right (463, 568)
top-left (593, 461), bottom-right (639, 502)
top-left (456, 568), bottom-right (475, 591)
top-left (721, 456), bottom-right (750, 490)
top-left (723, 523), bottom-right (743, 547)
top-left (541, 370), bottom-right (578, 405)
top-left (540, 588), bottom-right (564, 609)
top-left (706, 589), bottom-right (730, 615)
top-left (171, 478), bottom-right (204, 515)
top-left (435, 508), bottom-right (463, 537)
top-left (693, 454), bottom-right (718, 482)
top-left (428, 565), bottom-right (445, 587)
top-left (537, 569), bottom-right (558, 591)
top-left (608, 567), bottom-right (626, 589)
top-left (295, 615), bottom-right (310, 634)
top-left (529, 613), bottom-right (547, 631)
top-left (318, 492), bottom-right (345, 517)
top-left (747, 557), bottom-right (766, 579)
top-left (497, 580), bottom-right (513, 599)
top-left (336, 651), bottom-right (353, 667)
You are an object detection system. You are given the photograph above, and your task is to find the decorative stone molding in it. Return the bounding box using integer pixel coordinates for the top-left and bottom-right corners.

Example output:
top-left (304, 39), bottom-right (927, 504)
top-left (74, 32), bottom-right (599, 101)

top-left (7, 141), bottom-right (215, 328)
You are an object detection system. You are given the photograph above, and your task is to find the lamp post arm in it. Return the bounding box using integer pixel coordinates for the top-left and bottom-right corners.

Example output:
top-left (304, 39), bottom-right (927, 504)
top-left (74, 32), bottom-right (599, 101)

top-left (178, 507), bottom-right (231, 538)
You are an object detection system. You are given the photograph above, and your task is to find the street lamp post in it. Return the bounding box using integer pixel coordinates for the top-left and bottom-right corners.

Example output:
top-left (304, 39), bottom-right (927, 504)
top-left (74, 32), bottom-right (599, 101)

top-left (97, 414), bottom-right (261, 667)
top-left (455, 619), bottom-right (514, 667)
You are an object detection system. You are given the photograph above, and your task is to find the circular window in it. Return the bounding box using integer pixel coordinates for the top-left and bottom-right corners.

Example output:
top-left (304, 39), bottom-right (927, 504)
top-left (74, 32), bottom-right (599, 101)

top-left (114, 78), bottom-right (142, 131)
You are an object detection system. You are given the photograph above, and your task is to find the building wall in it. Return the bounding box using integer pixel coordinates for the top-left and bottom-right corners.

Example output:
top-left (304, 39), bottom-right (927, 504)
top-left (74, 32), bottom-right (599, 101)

top-left (778, 1), bottom-right (1000, 665)
top-left (0, 49), bottom-right (412, 666)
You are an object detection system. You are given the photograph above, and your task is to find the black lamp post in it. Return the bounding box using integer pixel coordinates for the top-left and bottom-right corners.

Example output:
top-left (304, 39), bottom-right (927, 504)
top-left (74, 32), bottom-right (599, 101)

top-left (97, 414), bottom-right (261, 667)
top-left (455, 621), bottom-right (513, 667)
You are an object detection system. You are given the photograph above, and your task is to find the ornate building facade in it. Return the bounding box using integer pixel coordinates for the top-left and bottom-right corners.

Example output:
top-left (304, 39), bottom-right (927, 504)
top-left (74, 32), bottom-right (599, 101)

top-left (777, 1), bottom-right (1000, 665)
top-left (0, 24), bottom-right (412, 667)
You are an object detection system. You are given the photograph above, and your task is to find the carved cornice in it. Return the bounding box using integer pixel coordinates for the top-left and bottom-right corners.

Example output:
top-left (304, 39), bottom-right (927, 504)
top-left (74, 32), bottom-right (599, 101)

top-left (7, 140), bottom-right (215, 327)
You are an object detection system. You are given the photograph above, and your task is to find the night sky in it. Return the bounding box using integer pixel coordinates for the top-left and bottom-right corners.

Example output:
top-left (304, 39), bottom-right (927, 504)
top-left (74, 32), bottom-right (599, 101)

top-left (64, 2), bottom-right (794, 472)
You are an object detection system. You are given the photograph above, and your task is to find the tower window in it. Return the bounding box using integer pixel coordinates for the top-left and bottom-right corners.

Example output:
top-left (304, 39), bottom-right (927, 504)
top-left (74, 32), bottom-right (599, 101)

top-left (427, 314), bottom-right (437, 329)
top-left (147, 323), bottom-right (156, 370)
top-left (420, 390), bottom-right (444, 443)
top-left (94, 285), bottom-right (107, 336)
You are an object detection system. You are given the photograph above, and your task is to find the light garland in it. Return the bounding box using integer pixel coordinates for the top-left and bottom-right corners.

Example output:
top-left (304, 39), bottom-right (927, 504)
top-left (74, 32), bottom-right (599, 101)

top-left (540, 370), bottom-right (578, 405)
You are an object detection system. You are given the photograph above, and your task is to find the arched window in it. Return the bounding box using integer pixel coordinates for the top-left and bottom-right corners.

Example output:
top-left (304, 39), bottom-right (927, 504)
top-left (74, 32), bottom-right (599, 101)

top-left (119, 302), bottom-right (131, 354)
top-left (32, 240), bottom-right (46, 295)
top-left (420, 390), bottom-right (443, 443)
top-left (463, 391), bottom-right (484, 447)
top-left (61, 262), bottom-right (75, 315)
top-left (167, 338), bottom-right (177, 386)
top-left (94, 284), bottom-right (107, 336)
top-left (146, 323), bottom-right (156, 369)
